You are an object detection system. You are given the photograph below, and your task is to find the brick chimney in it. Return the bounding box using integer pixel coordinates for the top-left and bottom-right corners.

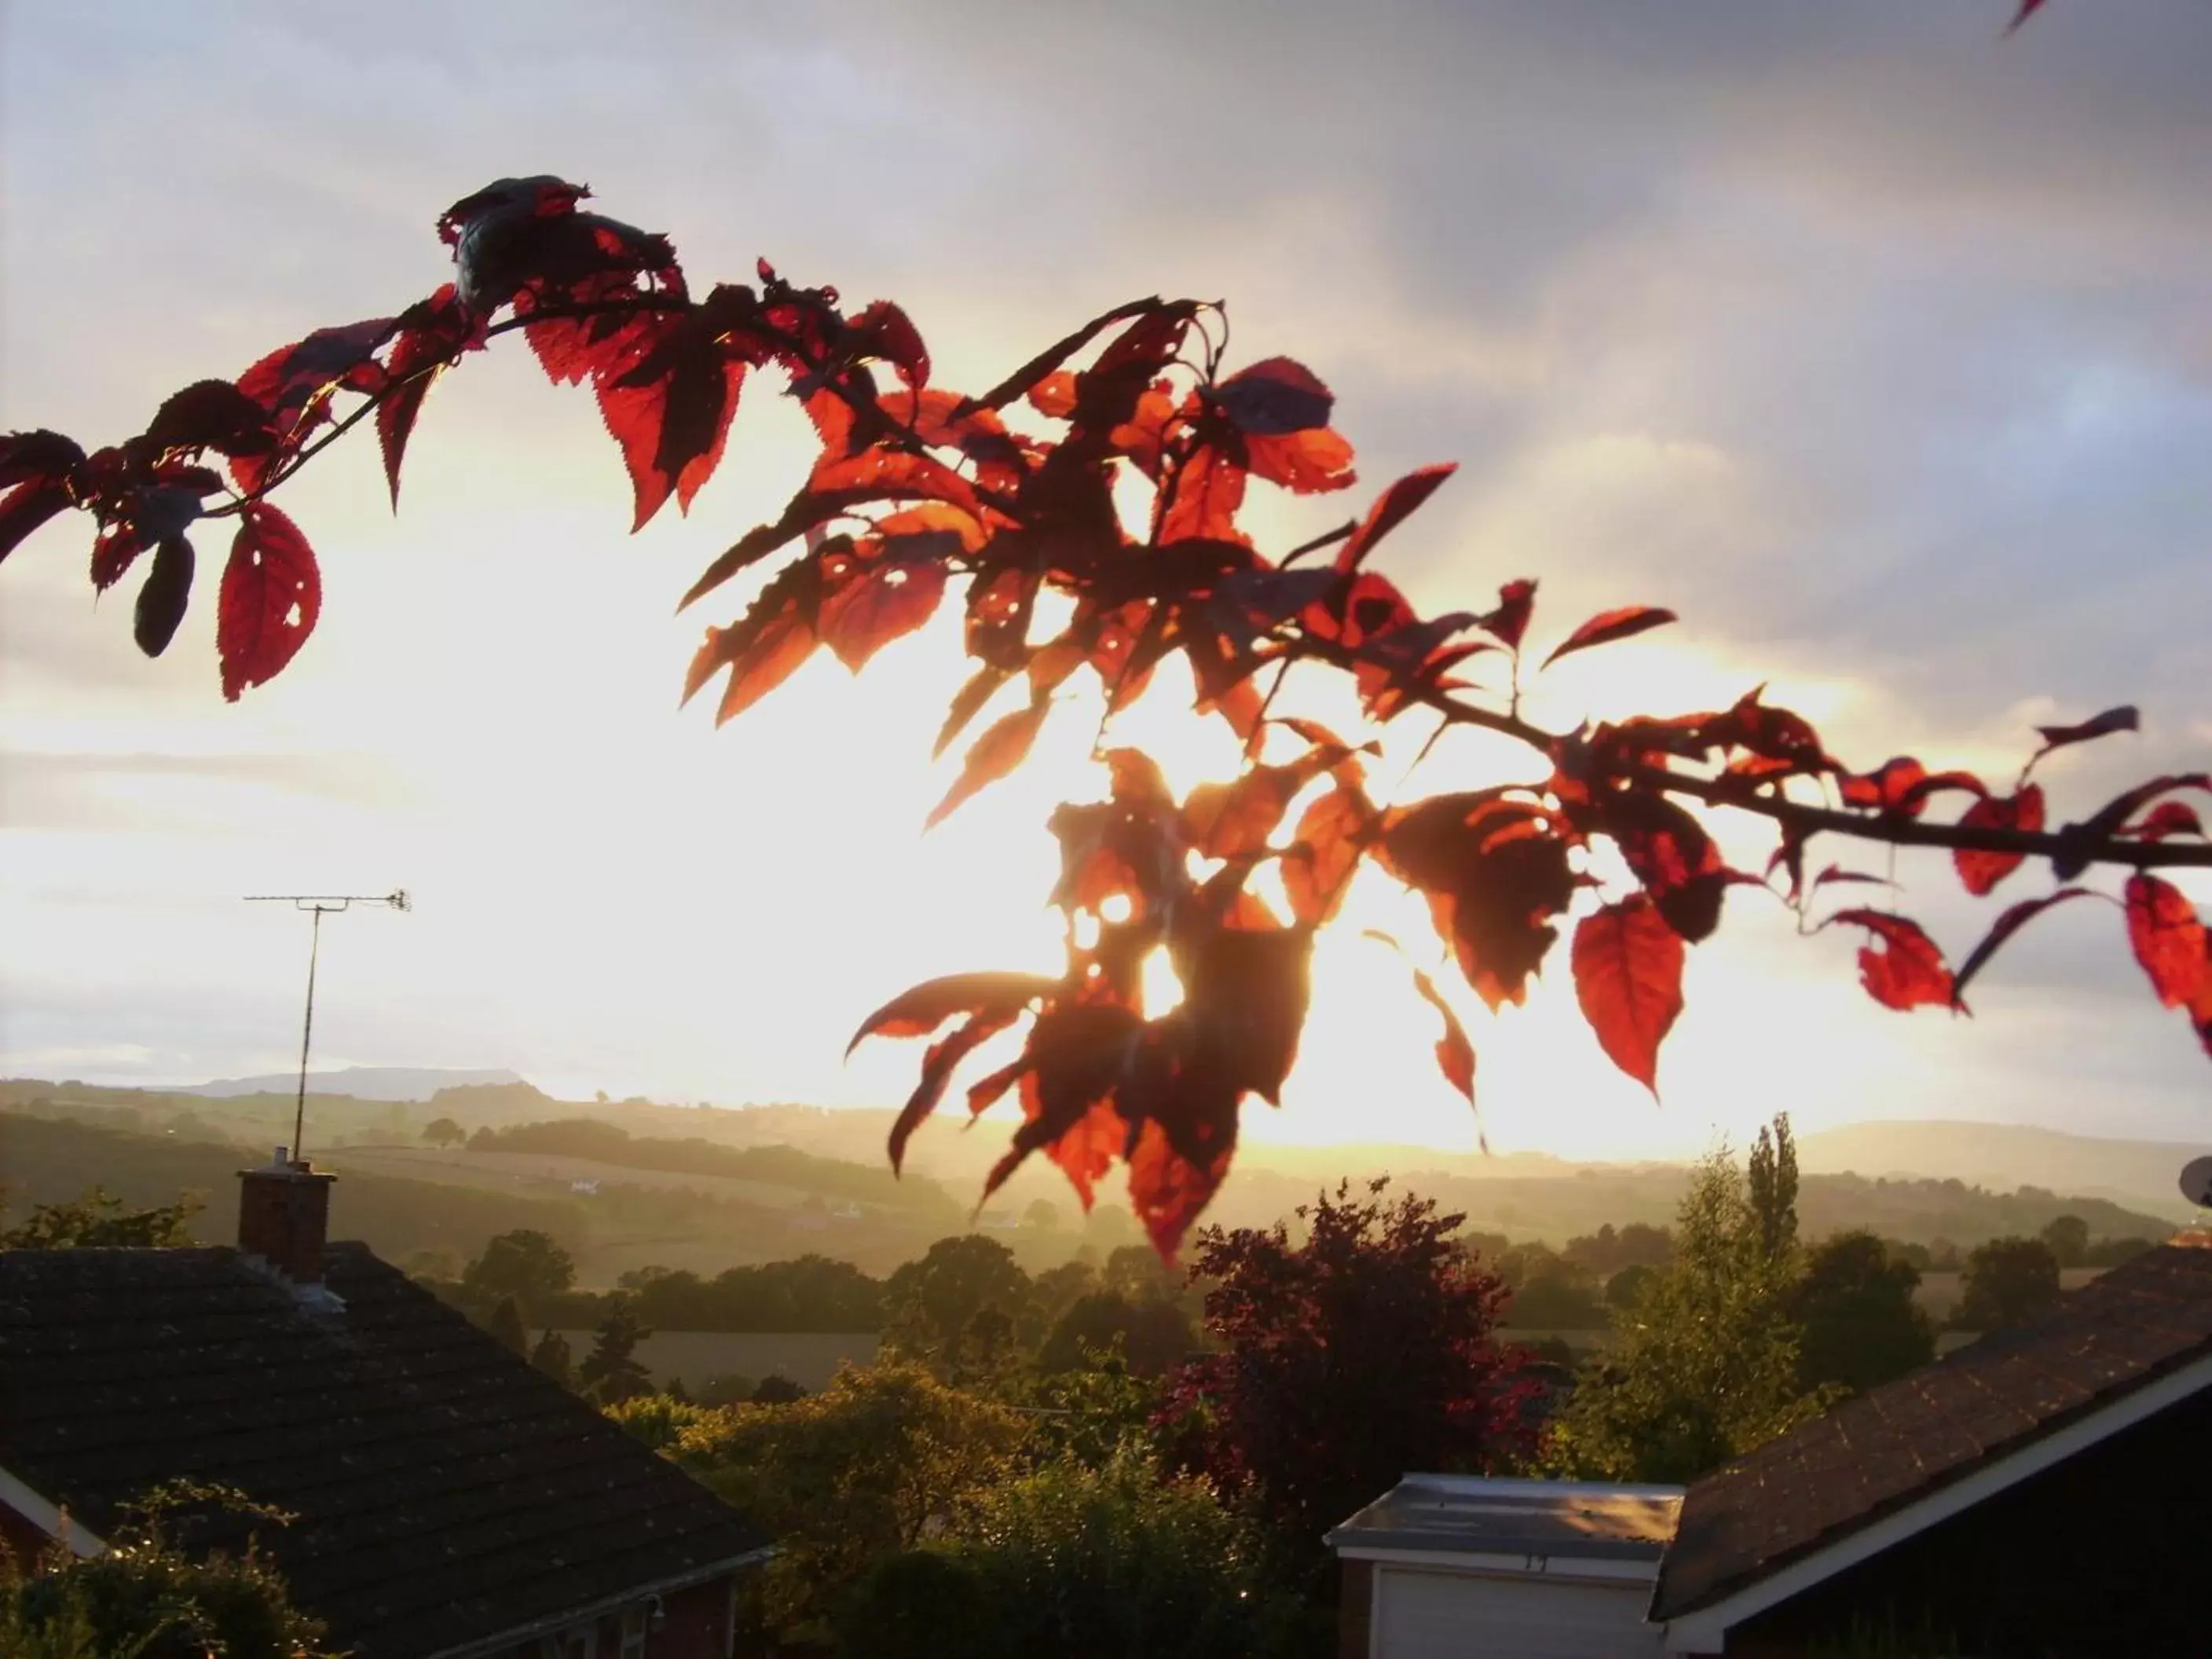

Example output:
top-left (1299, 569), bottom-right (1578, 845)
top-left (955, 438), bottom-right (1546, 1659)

top-left (236, 1148), bottom-right (338, 1287)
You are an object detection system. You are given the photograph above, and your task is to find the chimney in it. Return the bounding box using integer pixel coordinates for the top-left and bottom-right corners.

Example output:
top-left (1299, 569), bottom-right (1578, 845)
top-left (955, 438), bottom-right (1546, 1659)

top-left (236, 1148), bottom-right (338, 1288)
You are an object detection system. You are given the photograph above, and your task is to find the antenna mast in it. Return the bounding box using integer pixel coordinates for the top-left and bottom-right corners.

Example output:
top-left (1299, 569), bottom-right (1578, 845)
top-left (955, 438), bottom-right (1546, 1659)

top-left (244, 892), bottom-right (411, 1163)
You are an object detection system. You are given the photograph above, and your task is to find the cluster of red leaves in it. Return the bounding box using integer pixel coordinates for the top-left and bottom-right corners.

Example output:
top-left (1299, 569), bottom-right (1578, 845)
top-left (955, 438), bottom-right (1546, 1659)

top-left (7, 173), bottom-right (2206, 1260)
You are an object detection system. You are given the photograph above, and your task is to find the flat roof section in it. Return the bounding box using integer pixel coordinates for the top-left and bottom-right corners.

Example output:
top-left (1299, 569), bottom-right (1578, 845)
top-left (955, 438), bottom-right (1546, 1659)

top-left (1328, 1474), bottom-right (1685, 1566)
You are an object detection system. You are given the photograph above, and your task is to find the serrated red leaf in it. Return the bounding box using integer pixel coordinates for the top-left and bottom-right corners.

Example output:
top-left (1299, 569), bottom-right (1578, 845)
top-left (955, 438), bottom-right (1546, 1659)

top-left (1212, 357), bottom-right (1332, 435)
top-left (2128, 801), bottom-right (2206, 842)
top-left (1539, 605), bottom-right (1676, 670)
top-left (1334, 463), bottom-right (1456, 573)
top-left (1027, 371), bottom-right (1079, 419)
top-left (1954, 783), bottom-right (2045, 896)
top-left (2125, 874), bottom-right (2209, 1011)
top-left (887, 1009), bottom-right (1020, 1176)
top-left (1247, 425), bottom-right (1357, 494)
top-left (1571, 897), bottom-right (1685, 1096)
top-left (848, 971), bottom-right (1058, 1053)
top-left (846, 299), bottom-right (928, 390)
top-left (594, 315), bottom-right (748, 530)
top-left (1281, 783), bottom-right (1374, 925)
top-left (817, 545), bottom-right (948, 671)
top-left (376, 285), bottom-right (470, 509)
top-left (1840, 756), bottom-right (1927, 815)
top-left (1160, 445), bottom-right (1247, 544)
top-left (216, 504), bottom-right (320, 701)
top-left (928, 698), bottom-right (1049, 828)
top-left (1830, 910), bottom-right (1954, 1012)
top-left (1481, 579), bottom-right (1536, 650)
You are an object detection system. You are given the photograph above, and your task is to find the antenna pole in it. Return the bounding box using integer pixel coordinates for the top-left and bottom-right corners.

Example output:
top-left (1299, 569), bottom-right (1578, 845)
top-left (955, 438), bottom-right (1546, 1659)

top-left (293, 903), bottom-right (324, 1165)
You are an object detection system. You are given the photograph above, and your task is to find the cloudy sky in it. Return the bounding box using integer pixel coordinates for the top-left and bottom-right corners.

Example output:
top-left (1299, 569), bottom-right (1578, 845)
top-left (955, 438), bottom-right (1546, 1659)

top-left (3, 0), bottom-right (2208, 1163)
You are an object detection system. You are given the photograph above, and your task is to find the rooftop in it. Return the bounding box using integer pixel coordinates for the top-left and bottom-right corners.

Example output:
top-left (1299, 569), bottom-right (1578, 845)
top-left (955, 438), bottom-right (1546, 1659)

top-left (0, 1242), bottom-right (766, 1658)
top-left (1328, 1474), bottom-right (1684, 1566)
top-left (1655, 1239), bottom-right (2212, 1620)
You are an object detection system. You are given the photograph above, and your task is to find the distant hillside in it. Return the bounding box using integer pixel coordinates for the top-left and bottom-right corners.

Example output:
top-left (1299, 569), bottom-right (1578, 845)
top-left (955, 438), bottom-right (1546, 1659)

top-left (177, 1066), bottom-right (526, 1101)
top-left (1799, 1120), bottom-right (2206, 1222)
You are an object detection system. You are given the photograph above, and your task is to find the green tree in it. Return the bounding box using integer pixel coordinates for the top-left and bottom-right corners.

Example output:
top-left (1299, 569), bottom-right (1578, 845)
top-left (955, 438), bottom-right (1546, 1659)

top-left (1037, 1291), bottom-right (1194, 1378)
top-left (840, 1446), bottom-right (1313, 1659)
top-left (2039, 1214), bottom-right (2090, 1269)
top-left (420, 1116), bottom-right (466, 1149)
top-left (0, 1482), bottom-right (330, 1659)
top-left (671, 1362), bottom-right (1024, 1650)
top-left (529, 1328), bottom-right (573, 1387)
top-left (2, 1186), bottom-right (200, 1249)
top-left (1547, 1123), bottom-right (1832, 1485)
top-left (881, 1235), bottom-right (1035, 1375)
top-left (577, 1300), bottom-right (655, 1403)
top-left (1792, 1231), bottom-right (1936, 1396)
top-left (1022, 1199), bottom-right (1060, 1231)
top-left (1746, 1113), bottom-right (1800, 1265)
top-left (459, 1229), bottom-right (575, 1317)
top-left (1605, 1263), bottom-right (1658, 1310)
top-left (1953, 1236), bottom-right (2063, 1332)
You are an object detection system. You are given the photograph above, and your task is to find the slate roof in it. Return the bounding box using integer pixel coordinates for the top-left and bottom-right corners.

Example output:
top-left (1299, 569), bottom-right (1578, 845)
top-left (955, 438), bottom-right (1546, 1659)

top-left (0, 1243), bottom-right (767, 1657)
top-left (1654, 1240), bottom-right (2212, 1620)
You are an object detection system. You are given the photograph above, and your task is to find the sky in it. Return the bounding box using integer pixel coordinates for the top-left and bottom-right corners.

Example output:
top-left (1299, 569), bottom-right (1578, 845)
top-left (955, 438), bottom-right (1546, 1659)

top-left (2, 0), bottom-right (2209, 1164)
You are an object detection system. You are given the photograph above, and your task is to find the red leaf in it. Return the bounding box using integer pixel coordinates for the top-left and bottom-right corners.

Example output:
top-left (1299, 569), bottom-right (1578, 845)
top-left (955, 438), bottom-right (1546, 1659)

top-left (953, 296), bottom-right (1167, 418)
top-left (1538, 605), bottom-right (1676, 670)
top-left (1481, 579), bottom-right (1536, 651)
top-left (1243, 426), bottom-right (1357, 493)
top-left (2032, 704), bottom-right (2137, 759)
top-left (2005, 0), bottom-right (2046, 35)
top-left (1281, 783), bottom-right (1375, 925)
top-left (1953, 783), bottom-right (2045, 896)
top-left (683, 557), bottom-right (822, 723)
top-left (1829, 910), bottom-right (1955, 1012)
top-left (816, 544), bottom-right (950, 671)
top-left (1211, 357), bottom-right (1332, 435)
top-left (216, 504), bottom-right (321, 701)
top-left (2127, 801), bottom-right (2206, 842)
top-left (594, 313), bottom-right (749, 530)
top-left (1951, 888), bottom-right (2099, 1003)
top-left (2125, 874), bottom-right (2209, 1011)
top-left (133, 534), bottom-right (195, 658)
top-left (0, 479), bottom-right (71, 567)
top-left (1839, 756), bottom-right (1927, 815)
top-left (847, 971), bottom-right (1057, 1053)
top-left (928, 698), bottom-right (1049, 827)
top-left (1333, 463), bottom-right (1456, 573)
top-left (1126, 1114), bottom-right (1234, 1262)
top-left (1027, 371), bottom-right (1079, 419)
top-left (887, 1010), bottom-right (1019, 1175)
top-left (376, 285), bottom-right (470, 509)
top-left (1160, 445), bottom-right (1247, 544)
top-left (1412, 964), bottom-right (1477, 1108)
top-left (143, 380), bottom-right (274, 457)
top-left (1571, 897), bottom-right (1685, 1097)
top-left (846, 299), bottom-right (929, 390)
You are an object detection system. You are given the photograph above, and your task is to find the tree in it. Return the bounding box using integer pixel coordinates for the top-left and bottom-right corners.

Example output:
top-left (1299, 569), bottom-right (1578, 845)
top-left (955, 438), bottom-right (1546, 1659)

top-left (881, 1235), bottom-right (1035, 1375)
top-left (0, 1482), bottom-right (331, 1659)
top-left (9, 174), bottom-right (2209, 1262)
top-left (840, 1445), bottom-right (1314, 1659)
top-left (487, 1295), bottom-right (529, 1356)
top-left (577, 1300), bottom-right (655, 1403)
top-left (529, 1327), bottom-right (573, 1386)
top-left (1953, 1236), bottom-right (2064, 1332)
top-left (1038, 1291), bottom-right (1194, 1378)
top-left (1022, 1199), bottom-right (1060, 1231)
top-left (1792, 1231), bottom-right (1936, 1396)
top-left (459, 1228), bottom-right (575, 1317)
top-left (672, 1362), bottom-right (1024, 1649)
top-left (420, 1116), bottom-right (466, 1149)
top-left (1746, 1115), bottom-right (1800, 1265)
top-left (1547, 1126), bottom-right (1832, 1485)
top-left (2040, 1214), bottom-right (2091, 1269)
top-left (1156, 1181), bottom-right (1537, 1584)
top-left (1, 1186), bottom-right (200, 1249)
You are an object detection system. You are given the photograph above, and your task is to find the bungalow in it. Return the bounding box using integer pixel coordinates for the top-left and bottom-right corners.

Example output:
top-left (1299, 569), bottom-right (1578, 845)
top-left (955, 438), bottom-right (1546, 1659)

top-left (0, 1154), bottom-right (771, 1657)
top-left (1331, 1238), bottom-right (2212, 1657)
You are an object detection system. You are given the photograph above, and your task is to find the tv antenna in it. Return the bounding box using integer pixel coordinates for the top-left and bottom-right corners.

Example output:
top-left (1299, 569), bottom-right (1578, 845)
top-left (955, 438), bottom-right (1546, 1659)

top-left (244, 891), bottom-right (411, 1164)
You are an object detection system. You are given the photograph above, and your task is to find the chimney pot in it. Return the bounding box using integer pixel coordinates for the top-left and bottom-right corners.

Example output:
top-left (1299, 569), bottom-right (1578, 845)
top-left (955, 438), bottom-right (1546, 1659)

top-left (236, 1162), bottom-right (337, 1285)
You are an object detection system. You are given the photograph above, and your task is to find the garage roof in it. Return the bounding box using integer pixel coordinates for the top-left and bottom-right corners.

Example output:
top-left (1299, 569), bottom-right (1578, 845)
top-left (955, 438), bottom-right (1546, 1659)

top-left (1328, 1474), bottom-right (1684, 1565)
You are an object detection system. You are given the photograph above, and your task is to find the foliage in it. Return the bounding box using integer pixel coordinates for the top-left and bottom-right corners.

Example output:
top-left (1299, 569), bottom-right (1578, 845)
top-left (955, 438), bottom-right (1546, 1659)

top-left (419, 1115), bottom-right (465, 1148)
top-left (616, 1254), bottom-right (884, 1332)
top-left (1036, 1291), bottom-right (1194, 1378)
top-left (577, 1298), bottom-right (655, 1403)
top-left (0, 1186), bottom-right (201, 1250)
top-left (0, 1483), bottom-right (330, 1659)
top-left (668, 1361), bottom-right (1024, 1649)
top-left (881, 1234), bottom-right (1038, 1379)
top-left (1005, 1341), bottom-right (1163, 1472)
top-left (1547, 1119), bottom-right (1835, 1484)
top-left (12, 175), bottom-right (2207, 1258)
top-left (487, 1295), bottom-right (528, 1355)
top-left (1791, 1231), bottom-right (1936, 1396)
top-left (2039, 1213), bottom-right (2090, 1268)
top-left (1952, 1236), bottom-right (2064, 1332)
top-left (840, 1445), bottom-right (1319, 1659)
top-left (529, 1326), bottom-right (573, 1386)
top-left (604, 1391), bottom-right (712, 1452)
top-left (458, 1227), bottom-right (576, 1315)
top-left (1157, 1180), bottom-right (1536, 1584)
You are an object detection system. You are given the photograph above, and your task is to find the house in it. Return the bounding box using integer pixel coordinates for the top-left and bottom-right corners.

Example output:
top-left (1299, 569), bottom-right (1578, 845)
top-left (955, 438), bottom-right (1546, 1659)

top-left (1327, 1474), bottom-right (1682, 1657)
top-left (1331, 1240), bottom-right (2212, 1657)
top-left (0, 1154), bottom-right (771, 1658)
